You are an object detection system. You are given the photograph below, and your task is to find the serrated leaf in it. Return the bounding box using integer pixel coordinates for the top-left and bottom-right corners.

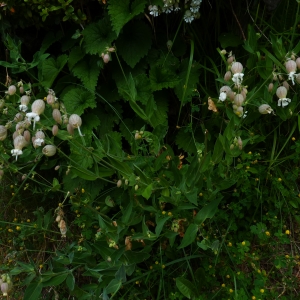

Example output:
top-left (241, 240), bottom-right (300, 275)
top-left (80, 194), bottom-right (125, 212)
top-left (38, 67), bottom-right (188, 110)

top-left (108, 0), bottom-right (147, 36)
top-left (62, 88), bottom-right (96, 115)
top-left (116, 21), bottom-right (152, 68)
top-left (149, 65), bottom-right (180, 91)
top-left (68, 46), bottom-right (85, 70)
top-left (150, 91), bottom-right (169, 127)
top-left (175, 129), bottom-right (197, 153)
top-left (72, 55), bottom-right (101, 92)
top-left (41, 54), bottom-right (68, 88)
top-left (176, 277), bottom-right (197, 299)
top-left (83, 17), bottom-right (117, 55)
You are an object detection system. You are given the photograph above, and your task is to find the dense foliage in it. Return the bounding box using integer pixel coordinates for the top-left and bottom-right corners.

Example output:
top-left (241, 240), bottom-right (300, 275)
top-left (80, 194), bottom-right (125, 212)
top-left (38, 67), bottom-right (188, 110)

top-left (1, 0), bottom-right (300, 299)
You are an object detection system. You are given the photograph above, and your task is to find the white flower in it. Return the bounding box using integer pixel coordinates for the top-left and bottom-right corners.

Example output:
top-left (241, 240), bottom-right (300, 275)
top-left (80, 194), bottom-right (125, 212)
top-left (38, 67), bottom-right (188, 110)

top-left (258, 104), bottom-right (273, 114)
top-left (288, 71), bottom-right (297, 85)
top-left (149, 5), bottom-right (159, 17)
top-left (174, 3), bottom-right (180, 11)
top-left (232, 73), bottom-right (244, 86)
top-left (34, 138), bottom-right (44, 147)
top-left (184, 10), bottom-right (194, 23)
top-left (19, 105), bottom-right (28, 112)
top-left (26, 112), bottom-right (40, 130)
top-left (11, 149), bottom-right (23, 160)
top-left (192, 0), bottom-right (202, 5)
top-left (278, 98), bottom-right (291, 107)
top-left (219, 92), bottom-right (227, 102)
top-left (162, 5), bottom-right (173, 13)
top-left (190, 3), bottom-right (200, 13)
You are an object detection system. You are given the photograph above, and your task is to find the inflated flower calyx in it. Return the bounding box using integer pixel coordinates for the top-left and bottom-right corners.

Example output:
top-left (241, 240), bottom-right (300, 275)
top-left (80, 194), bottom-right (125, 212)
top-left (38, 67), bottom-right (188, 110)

top-left (234, 94), bottom-right (244, 106)
top-left (268, 83), bottom-right (274, 92)
top-left (42, 145), bottom-right (57, 157)
top-left (7, 85), bottom-right (16, 96)
top-left (219, 86), bottom-right (231, 102)
top-left (0, 125), bottom-right (7, 141)
top-left (11, 135), bottom-right (27, 160)
top-left (23, 130), bottom-right (31, 143)
top-left (102, 53), bottom-right (110, 63)
top-left (19, 95), bottom-right (30, 112)
top-left (69, 114), bottom-right (84, 136)
top-left (1, 282), bottom-right (9, 296)
top-left (224, 71), bottom-right (232, 81)
top-left (52, 125), bottom-right (59, 136)
top-left (26, 99), bottom-right (45, 130)
top-left (259, 104), bottom-right (273, 114)
top-left (59, 219), bottom-right (67, 237)
top-left (296, 57), bottom-right (300, 69)
top-left (276, 86), bottom-right (291, 107)
top-left (231, 62), bottom-right (244, 86)
top-left (52, 109), bottom-right (62, 124)
top-left (47, 89), bottom-right (57, 105)
top-left (67, 124), bottom-right (74, 135)
top-left (285, 60), bottom-right (297, 85)
top-left (14, 113), bottom-right (23, 122)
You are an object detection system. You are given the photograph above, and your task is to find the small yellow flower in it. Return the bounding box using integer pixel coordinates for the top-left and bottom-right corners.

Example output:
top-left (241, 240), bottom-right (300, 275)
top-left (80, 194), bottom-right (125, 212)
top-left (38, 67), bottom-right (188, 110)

top-left (229, 289), bottom-right (233, 293)
top-left (150, 266), bottom-right (153, 269)
top-left (8, 228), bottom-right (13, 232)
top-left (13, 218), bottom-right (17, 222)
top-left (10, 185), bottom-right (14, 188)
top-left (265, 231), bottom-right (270, 236)
top-left (135, 281), bottom-right (139, 285)
top-left (12, 193), bottom-right (15, 196)
top-left (292, 137), bottom-right (296, 141)
top-left (278, 178), bottom-right (282, 182)
top-left (252, 296), bottom-right (256, 300)
top-left (260, 289), bottom-right (264, 293)
top-left (285, 255), bottom-right (289, 258)
top-left (162, 211), bottom-right (166, 215)
top-left (39, 264), bottom-right (43, 269)
top-left (16, 226), bottom-right (21, 231)
top-left (255, 178), bottom-right (259, 181)
top-left (248, 151), bottom-right (252, 155)
top-left (77, 214), bottom-right (80, 217)
top-left (285, 230), bottom-right (290, 235)
top-left (162, 265), bottom-right (166, 269)
top-left (167, 212), bottom-right (172, 216)
top-left (155, 261), bottom-right (159, 265)
top-left (209, 265), bottom-right (212, 268)
top-left (246, 166), bottom-right (250, 169)
top-left (237, 272), bottom-right (240, 275)
top-left (257, 269), bottom-right (261, 273)
top-left (228, 242), bottom-right (232, 246)
top-left (27, 219), bottom-right (30, 222)
top-left (81, 188), bottom-right (85, 193)
top-left (242, 241), bottom-right (246, 246)
top-left (221, 283), bottom-right (226, 287)
top-left (226, 275), bottom-right (230, 278)
top-left (199, 193), bottom-right (203, 196)
top-left (19, 247), bottom-right (23, 250)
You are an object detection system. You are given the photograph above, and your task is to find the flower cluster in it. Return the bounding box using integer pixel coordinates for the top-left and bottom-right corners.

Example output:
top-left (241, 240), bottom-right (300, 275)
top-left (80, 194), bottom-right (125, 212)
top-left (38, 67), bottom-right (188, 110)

top-left (148, 0), bottom-right (202, 23)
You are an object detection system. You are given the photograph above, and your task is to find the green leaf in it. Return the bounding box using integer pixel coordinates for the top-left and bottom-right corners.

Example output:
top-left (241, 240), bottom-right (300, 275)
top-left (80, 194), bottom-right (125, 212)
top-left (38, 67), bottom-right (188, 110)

top-left (122, 201), bottom-right (133, 224)
top-left (42, 273), bottom-right (68, 287)
top-left (178, 223), bottom-right (198, 249)
top-left (150, 91), bottom-right (169, 127)
top-left (23, 280), bottom-right (43, 300)
top-left (105, 278), bottom-right (122, 294)
top-left (211, 135), bottom-right (224, 164)
top-left (66, 273), bottom-right (75, 291)
top-left (218, 32), bottom-right (243, 48)
top-left (41, 54), bottom-right (68, 88)
top-left (116, 21), bottom-right (152, 68)
top-left (142, 183), bottom-right (153, 200)
top-left (62, 88), bottom-right (96, 116)
top-left (72, 55), bottom-right (101, 92)
top-left (83, 17), bottom-right (117, 55)
top-left (194, 197), bottom-right (221, 225)
top-left (68, 46), bottom-right (85, 70)
top-left (150, 65), bottom-right (180, 91)
top-left (155, 216), bottom-right (170, 236)
top-left (108, 0), bottom-right (147, 36)
top-left (176, 277), bottom-right (197, 299)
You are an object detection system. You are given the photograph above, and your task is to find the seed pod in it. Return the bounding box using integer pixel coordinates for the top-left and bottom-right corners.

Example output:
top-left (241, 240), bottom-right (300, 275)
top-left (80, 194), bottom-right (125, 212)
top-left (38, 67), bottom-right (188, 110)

top-left (224, 71), bottom-right (232, 81)
top-left (67, 124), bottom-right (74, 135)
top-left (0, 125), bottom-right (7, 141)
top-left (258, 104), bottom-right (273, 114)
top-left (42, 145), bottom-right (57, 157)
top-left (52, 125), bottom-right (59, 136)
top-left (282, 81), bottom-right (289, 91)
top-left (103, 53), bottom-right (110, 63)
top-left (31, 99), bottom-right (45, 115)
top-left (285, 60), bottom-right (297, 73)
top-left (268, 83), bottom-right (274, 92)
top-left (231, 62), bottom-right (243, 74)
top-left (276, 86), bottom-right (288, 99)
top-left (23, 130), bottom-right (31, 143)
top-left (69, 114), bottom-right (83, 136)
top-left (7, 85), bottom-right (16, 96)
top-left (19, 86), bottom-right (24, 94)
top-left (234, 94), bottom-right (244, 106)
top-left (52, 109), bottom-right (62, 124)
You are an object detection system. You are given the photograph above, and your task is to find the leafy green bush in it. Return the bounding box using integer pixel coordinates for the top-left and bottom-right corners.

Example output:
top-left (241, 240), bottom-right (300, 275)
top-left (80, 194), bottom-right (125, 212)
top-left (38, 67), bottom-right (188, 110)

top-left (1, 0), bottom-right (300, 299)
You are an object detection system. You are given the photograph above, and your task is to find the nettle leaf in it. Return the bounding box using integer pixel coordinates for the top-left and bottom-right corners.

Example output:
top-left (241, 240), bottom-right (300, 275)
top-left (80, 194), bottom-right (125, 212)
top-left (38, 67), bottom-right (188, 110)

top-left (150, 91), bottom-right (169, 127)
top-left (62, 88), bottom-right (96, 115)
top-left (72, 55), bottom-right (102, 92)
top-left (83, 17), bottom-right (117, 55)
top-left (149, 65), bottom-right (180, 91)
top-left (175, 129), bottom-right (197, 154)
top-left (108, 0), bottom-right (147, 36)
top-left (116, 21), bottom-right (152, 68)
top-left (68, 46), bottom-right (85, 70)
top-left (41, 54), bottom-right (68, 88)
top-left (135, 74), bottom-right (153, 105)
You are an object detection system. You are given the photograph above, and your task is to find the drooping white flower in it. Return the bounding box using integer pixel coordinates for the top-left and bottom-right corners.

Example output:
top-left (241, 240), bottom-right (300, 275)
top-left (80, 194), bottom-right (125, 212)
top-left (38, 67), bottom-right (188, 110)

top-left (184, 10), bottom-right (194, 23)
top-left (231, 62), bottom-right (244, 87)
top-left (276, 86), bottom-right (291, 107)
top-left (26, 100), bottom-right (45, 130)
top-left (285, 60), bottom-right (297, 85)
top-left (11, 135), bottom-right (27, 160)
top-left (219, 86), bottom-right (231, 102)
top-left (149, 5), bottom-right (159, 17)
top-left (258, 104), bottom-right (273, 114)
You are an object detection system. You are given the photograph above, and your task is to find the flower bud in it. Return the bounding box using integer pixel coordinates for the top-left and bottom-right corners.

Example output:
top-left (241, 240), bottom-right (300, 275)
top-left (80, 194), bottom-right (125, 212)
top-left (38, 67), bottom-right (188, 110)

top-left (56, 215), bottom-right (61, 222)
top-left (47, 94), bottom-right (55, 105)
top-left (1, 282), bottom-right (9, 296)
top-left (237, 137), bottom-right (243, 150)
top-left (42, 145), bottom-right (57, 157)
top-left (7, 85), bottom-right (16, 96)
top-left (52, 109), bottom-right (62, 124)
top-left (19, 86), bottom-right (24, 94)
top-left (55, 165), bottom-right (60, 171)
top-left (103, 53), bottom-right (110, 63)
top-left (268, 83), bottom-right (274, 92)
top-left (69, 114), bottom-right (82, 128)
top-left (231, 62), bottom-right (243, 74)
top-left (23, 130), bottom-right (31, 143)
top-left (276, 86), bottom-right (288, 99)
top-left (285, 60), bottom-right (297, 73)
top-left (135, 184), bottom-right (139, 191)
top-left (227, 55), bottom-right (235, 64)
top-left (234, 94), bottom-right (244, 106)
top-left (224, 71), bottom-right (232, 81)
top-left (31, 99), bottom-right (45, 115)
top-left (52, 125), bottom-right (59, 136)
top-left (282, 81), bottom-right (289, 91)
top-left (0, 125), bottom-right (7, 141)
top-left (117, 179), bottom-right (122, 187)
top-left (258, 104), bottom-right (273, 114)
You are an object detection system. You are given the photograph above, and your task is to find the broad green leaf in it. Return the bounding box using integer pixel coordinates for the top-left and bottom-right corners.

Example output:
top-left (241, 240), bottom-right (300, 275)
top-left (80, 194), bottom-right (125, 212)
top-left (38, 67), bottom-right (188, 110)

top-left (72, 55), bottom-right (101, 92)
top-left (116, 21), bottom-right (152, 68)
top-left (108, 0), bottom-right (147, 36)
top-left (150, 65), bottom-right (180, 91)
top-left (155, 216), bottom-right (170, 236)
top-left (23, 280), bottom-right (43, 300)
top-left (215, 178), bottom-right (236, 190)
top-left (83, 17), bottom-right (117, 55)
top-left (211, 135), bottom-right (224, 164)
top-left (41, 54), bottom-right (68, 88)
top-left (115, 265), bottom-right (126, 283)
top-left (66, 273), bottom-right (75, 291)
top-left (62, 88), bottom-right (96, 116)
top-left (178, 223), bottom-right (198, 249)
top-left (68, 46), bottom-right (85, 70)
top-left (194, 197), bottom-right (221, 225)
top-left (105, 278), bottom-right (122, 294)
top-left (42, 273), bottom-right (68, 287)
top-left (142, 183), bottom-right (153, 200)
top-left (122, 201), bottom-right (133, 224)
top-left (176, 277), bottom-right (197, 299)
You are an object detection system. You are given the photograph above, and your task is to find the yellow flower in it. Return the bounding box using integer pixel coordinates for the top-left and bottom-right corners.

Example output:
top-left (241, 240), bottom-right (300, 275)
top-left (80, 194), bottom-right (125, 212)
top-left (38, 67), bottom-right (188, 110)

top-left (260, 289), bottom-right (264, 293)
top-left (167, 212), bottom-right (172, 216)
top-left (292, 137), bottom-right (296, 141)
top-left (242, 241), bottom-right (246, 246)
top-left (221, 283), bottom-right (226, 287)
top-left (265, 231), bottom-right (270, 236)
top-left (228, 242), bottom-right (232, 246)
top-left (229, 289), bottom-right (233, 293)
top-left (162, 211), bottom-right (166, 215)
top-left (285, 230), bottom-right (290, 235)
